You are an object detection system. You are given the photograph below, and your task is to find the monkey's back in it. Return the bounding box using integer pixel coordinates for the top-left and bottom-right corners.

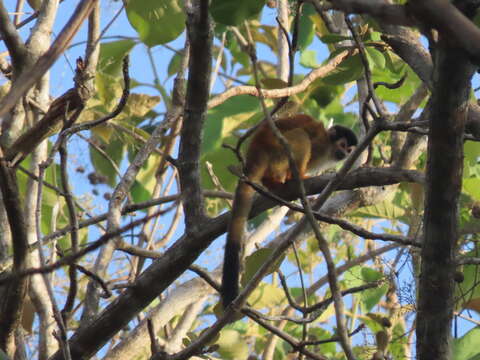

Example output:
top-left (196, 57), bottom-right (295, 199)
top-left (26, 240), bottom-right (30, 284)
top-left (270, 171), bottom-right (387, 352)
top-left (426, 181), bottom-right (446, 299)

top-left (245, 114), bottom-right (329, 185)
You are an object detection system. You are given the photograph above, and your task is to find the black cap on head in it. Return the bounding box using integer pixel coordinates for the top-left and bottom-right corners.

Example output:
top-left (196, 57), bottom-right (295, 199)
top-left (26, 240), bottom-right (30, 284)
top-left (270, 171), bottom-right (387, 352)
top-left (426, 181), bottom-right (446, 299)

top-left (329, 125), bottom-right (358, 146)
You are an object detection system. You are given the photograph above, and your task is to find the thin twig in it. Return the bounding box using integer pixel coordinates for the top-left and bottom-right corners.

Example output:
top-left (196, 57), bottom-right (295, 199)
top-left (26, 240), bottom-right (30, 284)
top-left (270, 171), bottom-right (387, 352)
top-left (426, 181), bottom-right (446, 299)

top-left (59, 141), bottom-right (79, 322)
top-left (301, 324), bottom-right (365, 346)
top-left (291, 242), bottom-right (309, 342)
top-left (188, 265), bottom-right (220, 292)
top-left (75, 264), bottom-right (111, 298)
top-left (63, 55), bottom-right (130, 136)
top-left (148, 319), bottom-right (161, 355)
top-left (345, 16), bottom-right (386, 120)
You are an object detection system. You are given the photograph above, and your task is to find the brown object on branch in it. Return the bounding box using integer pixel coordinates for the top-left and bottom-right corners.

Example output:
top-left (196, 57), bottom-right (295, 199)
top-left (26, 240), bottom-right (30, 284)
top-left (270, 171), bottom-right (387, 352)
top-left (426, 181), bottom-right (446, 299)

top-left (5, 58), bottom-right (93, 166)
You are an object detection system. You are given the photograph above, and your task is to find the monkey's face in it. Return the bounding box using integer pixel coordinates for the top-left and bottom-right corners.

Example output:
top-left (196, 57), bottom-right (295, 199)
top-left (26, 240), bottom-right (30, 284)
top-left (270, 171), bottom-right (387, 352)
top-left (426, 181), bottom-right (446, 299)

top-left (327, 125), bottom-right (357, 162)
top-left (333, 137), bottom-right (354, 161)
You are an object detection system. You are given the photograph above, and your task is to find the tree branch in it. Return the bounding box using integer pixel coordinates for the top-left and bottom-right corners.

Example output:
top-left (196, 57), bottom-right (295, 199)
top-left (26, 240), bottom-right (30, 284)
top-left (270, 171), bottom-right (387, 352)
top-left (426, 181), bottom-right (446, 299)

top-left (0, 1), bottom-right (28, 71)
top-left (178, 0), bottom-right (212, 229)
top-left (208, 49), bottom-right (354, 109)
top-left (0, 159), bottom-right (29, 354)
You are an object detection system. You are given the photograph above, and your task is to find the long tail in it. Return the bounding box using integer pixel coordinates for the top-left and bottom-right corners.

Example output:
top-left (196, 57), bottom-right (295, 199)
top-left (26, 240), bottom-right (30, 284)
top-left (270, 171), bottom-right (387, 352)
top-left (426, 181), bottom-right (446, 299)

top-left (221, 181), bottom-right (255, 307)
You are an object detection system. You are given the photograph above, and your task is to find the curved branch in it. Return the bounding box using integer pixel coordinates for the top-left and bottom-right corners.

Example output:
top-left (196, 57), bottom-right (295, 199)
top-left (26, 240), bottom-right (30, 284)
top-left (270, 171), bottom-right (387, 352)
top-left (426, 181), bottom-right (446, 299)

top-left (207, 49), bottom-right (354, 109)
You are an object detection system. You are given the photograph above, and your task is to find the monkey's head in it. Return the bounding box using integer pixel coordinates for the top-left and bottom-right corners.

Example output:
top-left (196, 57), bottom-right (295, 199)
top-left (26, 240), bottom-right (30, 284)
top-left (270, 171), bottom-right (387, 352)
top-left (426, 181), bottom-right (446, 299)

top-left (327, 125), bottom-right (358, 161)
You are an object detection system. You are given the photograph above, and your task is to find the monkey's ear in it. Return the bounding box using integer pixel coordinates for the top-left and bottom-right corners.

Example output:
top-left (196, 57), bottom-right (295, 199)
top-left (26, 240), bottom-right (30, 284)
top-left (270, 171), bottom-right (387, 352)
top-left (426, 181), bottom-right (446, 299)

top-left (328, 125), bottom-right (358, 146)
top-left (327, 126), bottom-right (338, 141)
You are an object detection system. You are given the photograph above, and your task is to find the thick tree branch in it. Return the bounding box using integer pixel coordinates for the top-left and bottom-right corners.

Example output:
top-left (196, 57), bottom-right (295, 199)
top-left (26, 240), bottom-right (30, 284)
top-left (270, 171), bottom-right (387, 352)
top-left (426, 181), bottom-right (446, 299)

top-left (308, 0), bottom-right (412, 26)
top-left (0, 160), bottom-right (29, 354)
top-left (178, 0), bottom-right (212, 229)
top-left (407, 0), bottom-right (480, 63)
top-left (416, 36), bottom-right (475, 360)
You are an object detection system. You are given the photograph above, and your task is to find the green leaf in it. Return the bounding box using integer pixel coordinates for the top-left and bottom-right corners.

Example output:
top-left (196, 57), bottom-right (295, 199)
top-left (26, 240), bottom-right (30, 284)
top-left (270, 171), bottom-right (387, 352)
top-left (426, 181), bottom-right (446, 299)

top-left (96, 73), bottom-right (124, 109)
top-left (18, 156), bottom-right (63, 236)
top-left (132, 154), bottom-right (161, 202)
top-left (322, 54), bottom-right (364, 85)
top-left (384, 50), bottom-right (405, 74)
top-left (98, 40), bottom-right (136, 76)
top-left (131, 180), bottom-right (152, 204)
top-left (89, 136), bottom-right (125, 187)
top-left (261, 78), bottom-right (288, 89)
top-left (308, 80), bottom-right (344, 107)
top-left (203, 95), bottom-right (261, 155)
top-left (360, 313), bottom-right (384, 334)
top-left (389, 322), bottom-right (408, 360)
top-left (121, 93), bottom-right (162, 120)
top-left (300, 49), bottom-right (318, 68)
top-left (372, 64), bottom-right (420, 105)
top-left (56, 225), bottom-right (89, 253)
top-left (465, 140), bottom-right (480, 168)
top-left (126, 0), bottom-right (186, 46)
top-left (216, 329), bottom-right (249, 360)
top-left (296, 3), bottom-right (315, 50)
top-left (365, 47), bottom-right (386, 69)
top-left (210, 0), bottom-right (265, 26)
top-left (256, 25), bottom-right (278, 52)
top-left (361, 283), bottom-right (388, 312)
top-left (225, 31), bottom-right (250, 67)
top-left (345, 266), bottom-right (384, 286)
top-left (361, 267), bottom-right (383, 282)
top-left (343, 266), bottom-right (364, 287)
top-left (249, 283), bottom-right (285, 308)
top-left (453, 327), bottom-right (480, 360)
top-left (350, 199), bottom-right (406, 221)
top-left (88, 92), bottom-right (160, 127)
top-left (456, 251), bottom-right (480, 312)
top-left (369, 31), bottom-right (383, 42)
top-left (201, 95), bottom-right (262, 196)
top-left (344, 267), bottom-right (387, 312)
top-left (307, 327), bottom-right (336, 355)
top-left (167, 51), bottom-right (184, 78)
top-left (463, 178), bottom-right (480, 200)
top-left (242, 248), bottom-right (284, 287)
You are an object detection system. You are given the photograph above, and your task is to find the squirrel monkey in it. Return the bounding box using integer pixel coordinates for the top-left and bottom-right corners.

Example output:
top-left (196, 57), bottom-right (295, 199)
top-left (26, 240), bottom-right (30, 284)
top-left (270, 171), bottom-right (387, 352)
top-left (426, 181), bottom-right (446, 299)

top-left (221, 114), bottom-right (357, 307)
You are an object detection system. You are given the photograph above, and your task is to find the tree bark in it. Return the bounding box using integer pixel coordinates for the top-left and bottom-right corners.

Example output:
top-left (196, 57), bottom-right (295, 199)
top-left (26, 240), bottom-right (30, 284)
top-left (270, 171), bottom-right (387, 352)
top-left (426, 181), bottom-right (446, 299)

top-left (416, 38), bottom-right (475, 360)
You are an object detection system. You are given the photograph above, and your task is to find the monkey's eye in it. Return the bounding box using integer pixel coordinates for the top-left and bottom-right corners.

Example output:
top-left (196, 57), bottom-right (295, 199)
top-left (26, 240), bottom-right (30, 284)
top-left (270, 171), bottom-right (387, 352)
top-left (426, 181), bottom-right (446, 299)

top-left (338, 139), bottom-right (348, 150)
